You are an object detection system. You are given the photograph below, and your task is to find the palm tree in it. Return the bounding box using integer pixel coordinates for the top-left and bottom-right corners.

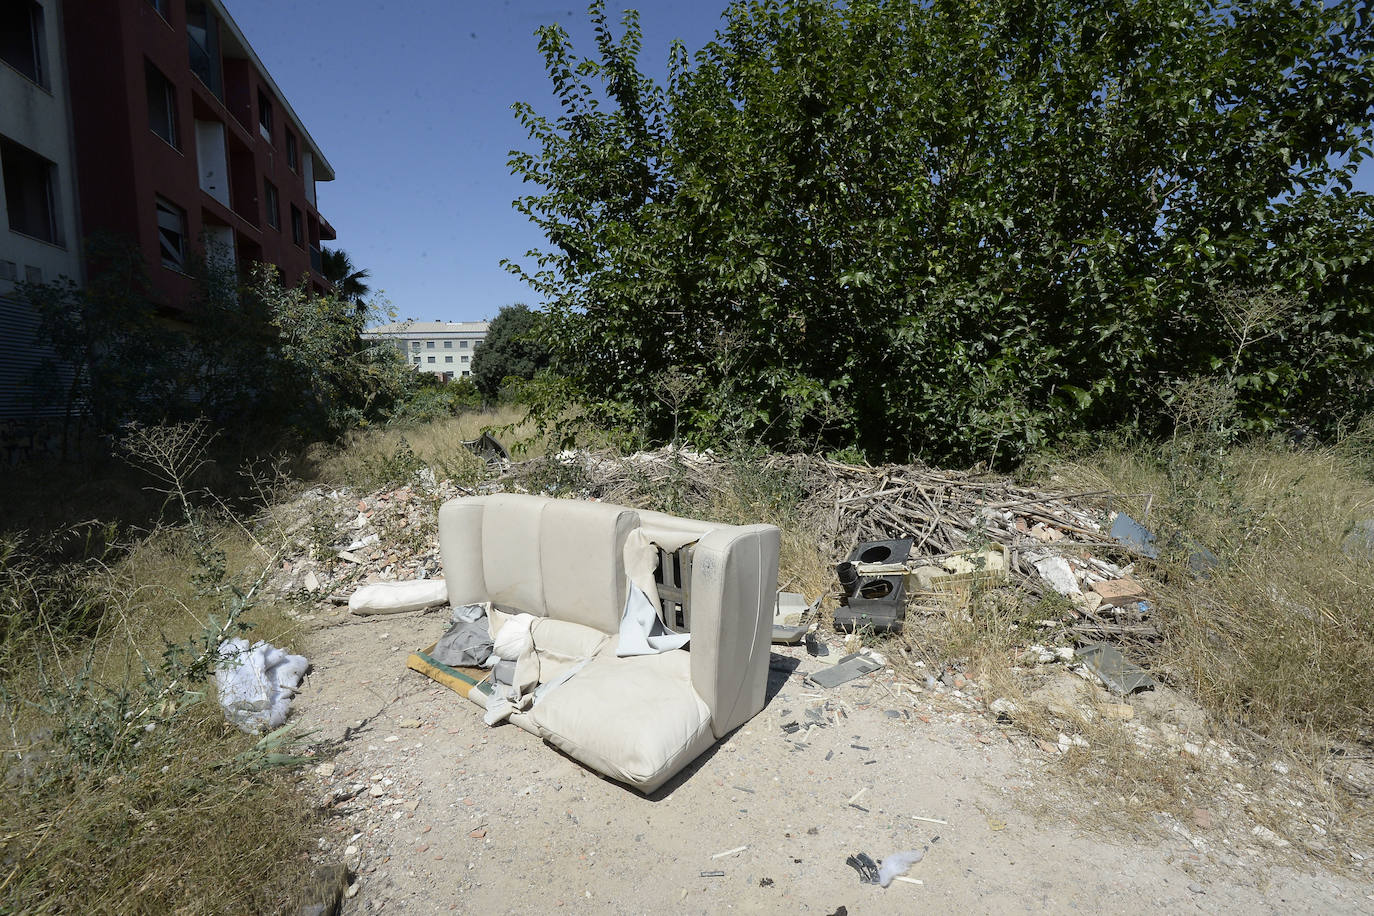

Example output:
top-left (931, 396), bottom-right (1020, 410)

top-left (320, 247), bottom-right (371, 314)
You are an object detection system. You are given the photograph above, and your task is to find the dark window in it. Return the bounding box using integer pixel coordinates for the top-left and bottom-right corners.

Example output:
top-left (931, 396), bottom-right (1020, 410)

top-left (257, 89), bottom-right (273, 140)
top-left (1, 136), bottom-right (60, 244)
top-left (185, 1), bottom-right (221, 98)
top-left (286, 131), bottom-right (298, 172)
top-left (443, 340), bottom-right (452, 348)
top-left (155, 196), bottom-right (187, 269)
top-left (412, 356), bottom-right (420, 365)
top-left (427, 356), bottom-right (435, 364)
top-left (263, 179), bottom-right (279, 229)
top-left (460, 339), bottom-right (469, 348)
top-left (0, 1), bottom-right (44, 86)
top-left (411, 341), bottom-right (420, 349)
top-left (289, 204), bottom-right (303, 246)
top-left (426, 340), bottom-right (435, 348)
top-left (444, 355), bottom-right (453, 363)
top-left (145, 60), bottom-right (178, 148)
top-left (149, 0), bottom-right (169, 21)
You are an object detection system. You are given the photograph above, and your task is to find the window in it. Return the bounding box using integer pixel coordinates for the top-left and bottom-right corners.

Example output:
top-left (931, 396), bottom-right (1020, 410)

top-left (145, 60), bottom-right (178, 149)
top-left (444, 355), bottom-right (453, 363)
top-left (426, 340), bottom-right (435, 348)
top-left (263, 179), bottom-right (279, 229)
top-left (185, 1), bottom-right (221, 98)
top-left (461, 355), bottom-right (469, 363)
top-left (149, 0), bottom-right (170, 21)
top-left (412, 356), bottom-right (420, 365)
top-left (1, 136), bottom-right (60, 244)
top-left (155, 196), bottom-right (187, 270)
top-left (0, 259), bottom-right (15, 281)
top-left (289, 204), bottom-right (303, 246)
top-left (461, 370), bottom-right (470, 377)
top-left (257, 89), bottom-right (273, 141)
top-left (460, 339), bottom-right (469, 348)
top-left (411, 341), bottom-right (420, 349)
top-left (286, 131), bottom-right (298, 172)
top-left (427, 356), bottom-right (435, 364)
top-left (443, 340), bottom-right (452, 348)
top-left (0, 1), bottom-right (45, 86)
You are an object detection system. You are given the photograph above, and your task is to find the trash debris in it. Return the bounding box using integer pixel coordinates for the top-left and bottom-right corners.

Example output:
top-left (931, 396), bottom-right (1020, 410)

top-left (462, 431), bottom-right (510, 464)
top-left (835, 540), bottom-right (911, 632)
top-left (773, 591), bottom-right (815, 644)
top-left (711, 845), bottom-right (748, 859)
top-left (1033, 556), bottom-right (1081, 597)
top-left (1075, 641), bottom-right (1156, 695)
top-left (807, 651), bottom-right (883, 688)
top-left (1342, 519), bottom-right (1374, 557)
top-left (845, 852), bottom-right (880, 883)
top-left (699, 870), bottom-right (725, 878)
top-left (1110, 513), bottom-right (1159, 559)
top-left (214, 638), bottom-right (308, 733)
top-left (348, 579), bottom-right (448, 616)
top-left (876, 848), bottom-right (925, 887)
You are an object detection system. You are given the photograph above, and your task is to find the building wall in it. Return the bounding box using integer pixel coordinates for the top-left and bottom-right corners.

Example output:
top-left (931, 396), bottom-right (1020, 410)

top-left (363, 322), bottom-right (489, 381)
top-left (61, 0), bottom-right (336, 313)
top-left (0, 0), bottom-right (83, 419)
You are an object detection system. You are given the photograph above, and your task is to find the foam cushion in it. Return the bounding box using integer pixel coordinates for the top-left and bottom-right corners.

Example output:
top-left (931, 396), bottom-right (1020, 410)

top-left (481, 494), bottom-right (548, 616)
top-left (531, 650), bottom-right (713, 793)
top-left (530, 617), bottom-right (612, 683)
top-left (539, 499), bottom-right (637, 633)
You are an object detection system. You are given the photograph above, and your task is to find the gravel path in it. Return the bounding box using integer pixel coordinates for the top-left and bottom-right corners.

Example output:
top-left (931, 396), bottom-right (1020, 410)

top-left (290, 608), bottom-right (1371, 915)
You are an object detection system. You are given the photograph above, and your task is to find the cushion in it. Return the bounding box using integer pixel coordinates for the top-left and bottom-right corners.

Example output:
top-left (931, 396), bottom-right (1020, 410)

top-left (481, 494), bottom-right (548, 616)
top-left (531, 650), bottom-right (713, 792)
top-left (530, 617), bottom-right (611, 684)
top-left (539, 499), bottom-right (637, 632)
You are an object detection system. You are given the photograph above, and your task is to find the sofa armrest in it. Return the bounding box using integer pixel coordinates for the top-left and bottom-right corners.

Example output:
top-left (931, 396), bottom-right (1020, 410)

top-left (688, 523), bottom-right (781, 737)
top-left (437, 496), bottom-right (489, 606)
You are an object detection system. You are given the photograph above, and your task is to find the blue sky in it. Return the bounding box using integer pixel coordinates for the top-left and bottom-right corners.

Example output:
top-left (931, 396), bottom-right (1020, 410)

top-left (230, 1), bottom-right (1374, 325)
top-left (230, 1), bottom-right (722, 324)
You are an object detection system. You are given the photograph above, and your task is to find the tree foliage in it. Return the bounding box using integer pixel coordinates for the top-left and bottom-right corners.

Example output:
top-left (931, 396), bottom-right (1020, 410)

top-left (470, 303), bottom-right (555, 401)
top-left (507, 0), bottom-right (1374, 463)
top-left (23, 238), bottom-right (412, 447)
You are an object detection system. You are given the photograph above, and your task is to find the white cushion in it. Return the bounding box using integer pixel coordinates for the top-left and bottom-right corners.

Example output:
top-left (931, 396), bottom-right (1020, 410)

top-left (539, 499), bottom-right (637, 632)
top-left (481, 494), bottom-right (547, 616)
top-left (531, 650), bottom-right (713, 793)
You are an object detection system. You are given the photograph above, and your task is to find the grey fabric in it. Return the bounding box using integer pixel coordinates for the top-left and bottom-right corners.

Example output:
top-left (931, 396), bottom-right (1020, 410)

top-left (432, 618), bottom-right (493, 667)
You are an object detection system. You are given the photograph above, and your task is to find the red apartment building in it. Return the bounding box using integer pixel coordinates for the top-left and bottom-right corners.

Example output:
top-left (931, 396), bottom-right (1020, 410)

top-left (61, 0), bottom-right (335, 310)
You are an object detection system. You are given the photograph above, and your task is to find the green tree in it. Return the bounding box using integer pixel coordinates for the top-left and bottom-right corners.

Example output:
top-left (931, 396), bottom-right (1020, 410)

top-left (507, 0), bottom-right (1374, 464)
top-left (320, 247), bottom-right (372, 312)
top-left (470, 303), bottom-right (555, 402)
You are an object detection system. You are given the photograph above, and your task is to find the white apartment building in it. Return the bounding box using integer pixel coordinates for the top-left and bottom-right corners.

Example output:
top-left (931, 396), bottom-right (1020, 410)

top-left (365, 319), bottom-right (489, 381)
top-left (1, 0), bottom-right (83, 420)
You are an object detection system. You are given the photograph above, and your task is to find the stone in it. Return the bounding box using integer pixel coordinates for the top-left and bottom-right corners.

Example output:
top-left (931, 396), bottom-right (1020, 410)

top-left (1034, 557), bottom-right (1081, 597)
top-left (469, 828), bottom-right (487, 839)
top-left (1192, 808), bottom-right (1212, 830)
top-left (314, 762), bottom-right (336, 778)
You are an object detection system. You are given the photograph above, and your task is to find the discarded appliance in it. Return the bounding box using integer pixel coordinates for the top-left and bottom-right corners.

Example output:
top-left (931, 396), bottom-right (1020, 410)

top-left (420, 492), bottom-right (780, 794)
top-left (462, 431), bottom-right (510, 464)
top-left (773, 591), bottom-right (816, 644)
top-left (834, 539), bottom-right (912, 632)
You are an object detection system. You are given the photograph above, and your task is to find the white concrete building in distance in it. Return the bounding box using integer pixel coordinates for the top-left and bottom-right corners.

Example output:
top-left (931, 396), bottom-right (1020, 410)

top-left (365, 319), bottom-right (489, 381)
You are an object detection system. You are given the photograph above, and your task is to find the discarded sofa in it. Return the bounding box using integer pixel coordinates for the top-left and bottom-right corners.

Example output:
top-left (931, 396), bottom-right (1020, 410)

top-left (436, 493), bottom-right (781, 793)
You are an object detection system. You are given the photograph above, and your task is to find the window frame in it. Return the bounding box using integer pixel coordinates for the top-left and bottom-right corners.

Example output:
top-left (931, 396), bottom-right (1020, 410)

top-left (155, 196), bottom-right (188, 271)
top-left (145, 59), bottom-right (179, 149)
top-left (0, 1), bottom-right (46, 87)
top-left (289, 204), bottom-right (303, 247)
top-left (263, 178), bottom-right (280, 229)
top-left (257, 89), bottom-right (273, 142)
top-left (1, 136), bottom-right (62, 245)
top-left (286, 131), bottom-right (298, 172)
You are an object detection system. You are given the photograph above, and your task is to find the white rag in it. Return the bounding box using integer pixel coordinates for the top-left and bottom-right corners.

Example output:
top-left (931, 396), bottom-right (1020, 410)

top-left (215, 638), bottom-right (309, 733)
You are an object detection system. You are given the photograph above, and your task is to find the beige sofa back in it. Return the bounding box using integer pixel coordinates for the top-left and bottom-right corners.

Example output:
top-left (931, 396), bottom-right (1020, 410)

top-left (440, 493), bottom-right (635, 634)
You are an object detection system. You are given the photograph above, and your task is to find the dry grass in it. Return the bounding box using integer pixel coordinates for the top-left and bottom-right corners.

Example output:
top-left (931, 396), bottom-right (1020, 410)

top-left (1, 518), bottom-right (317, 914)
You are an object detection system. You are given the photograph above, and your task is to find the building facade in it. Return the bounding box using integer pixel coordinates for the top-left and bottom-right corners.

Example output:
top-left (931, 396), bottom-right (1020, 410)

top-left (364, 320), bottom-right (490, 381)
top-left (0, 0), bottom-right (83, 420)
top-left (60, 0), bottom-right (336, 310)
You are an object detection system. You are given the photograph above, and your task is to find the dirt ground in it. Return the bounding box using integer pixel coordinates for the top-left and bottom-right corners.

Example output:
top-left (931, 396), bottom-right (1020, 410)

top-left (289, 607), bottom-right (1372, 915)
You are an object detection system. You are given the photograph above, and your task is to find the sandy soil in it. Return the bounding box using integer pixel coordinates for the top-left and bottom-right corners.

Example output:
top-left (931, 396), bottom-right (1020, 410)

top-left (289, 607), bottom-right (1372, 915)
